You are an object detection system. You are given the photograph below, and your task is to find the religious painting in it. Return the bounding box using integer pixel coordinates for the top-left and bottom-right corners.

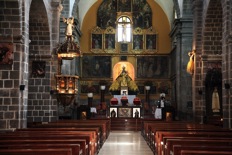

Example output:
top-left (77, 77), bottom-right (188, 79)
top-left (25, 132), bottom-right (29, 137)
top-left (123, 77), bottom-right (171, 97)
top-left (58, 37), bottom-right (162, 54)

top-left (133, 35), bottom-right (143, 50)
top-left (132, 108), bottom-right (140, 118)
top-left (110, 108), bottom-right (117, 118)
top-left (104, 34), bottom-right (115, 50)
top-left (91, 34), bottom-right (103, 49)
top-left (91, 26), bottom-right (103, 53)
top-left (117, 0), bottom-right (132, 12)
top-left (82, 56), bottom-right (111, 78)
top-left (137, 56), bottom-right (169, 78)
top-left (120, 43), bottom-right (128, 53)
top-left (31, 61), bottom-right (46, 78)
top-left (96, 0), bottom-right (152, 29)
top-left (118, 107), bottom-right (132, 118)
top-left (97, 0), bottom-right (117, 28)
top-left (133, 0), bottom-right (152, 28)
top-left (0, 43), bottom-right (13, 65)
top-left (145, 34), bottom-right (157, 50)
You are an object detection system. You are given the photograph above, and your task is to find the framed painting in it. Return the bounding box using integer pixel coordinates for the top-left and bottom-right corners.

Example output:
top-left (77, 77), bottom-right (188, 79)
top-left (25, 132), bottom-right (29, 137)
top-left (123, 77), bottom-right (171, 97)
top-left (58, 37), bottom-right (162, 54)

top-left (91, 26), bottom-right (103, 53)
top-left (104, 34), bottom-right (115, 50)
top-left (120, 43), bottom-right (128, 53)
top-left (92, 34), bottom-right (103, 49)
top-left (132, 108), bottom-right (141, 118)
top-left (110, 108), bottom-right (117, 118)
top-left (104, 27), bottom-right (116, 53)
top-left (118, 107), bottom-right (132, 118)
top-left (145, 27), bottom-right (158, 52)
top-left (82, 56), bottom-right (111, 78)
top-left (31, 61), bottom-right (46, 78)
top-left (137, 56), bottom-right (169, 78)
top-left (0, 43), bottom-right (13, 65)
top-left (145, 34), bottom-right (157, 50)
top-left (133, 34), bottom-right (143, 50)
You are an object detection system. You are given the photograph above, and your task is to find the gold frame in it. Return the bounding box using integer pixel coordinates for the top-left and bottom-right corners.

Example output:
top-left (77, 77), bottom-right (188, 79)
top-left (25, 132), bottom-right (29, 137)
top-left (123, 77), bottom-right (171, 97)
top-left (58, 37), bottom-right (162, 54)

top-left (104, 26), bottom-right (116, 53)
top-left (145, 27), bottom-right (158, 53)
top-left (132, 27), bottom-right (144, 53)
top-left (91, 26), bottom-right (104, 53)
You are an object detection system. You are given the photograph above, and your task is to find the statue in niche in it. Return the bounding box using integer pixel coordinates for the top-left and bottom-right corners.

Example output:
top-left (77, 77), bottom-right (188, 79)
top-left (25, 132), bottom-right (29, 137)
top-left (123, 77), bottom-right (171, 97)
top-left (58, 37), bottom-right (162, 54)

top-left (212, 87), bottom-right (220, 113)
top-left (109, 66), bottom-right (139, 93)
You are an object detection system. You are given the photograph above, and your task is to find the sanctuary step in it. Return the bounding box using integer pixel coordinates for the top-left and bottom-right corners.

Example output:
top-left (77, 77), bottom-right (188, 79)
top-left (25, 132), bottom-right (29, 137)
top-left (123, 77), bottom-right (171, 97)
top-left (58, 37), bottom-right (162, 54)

top-left (110, 118), bottom-right (141, 131)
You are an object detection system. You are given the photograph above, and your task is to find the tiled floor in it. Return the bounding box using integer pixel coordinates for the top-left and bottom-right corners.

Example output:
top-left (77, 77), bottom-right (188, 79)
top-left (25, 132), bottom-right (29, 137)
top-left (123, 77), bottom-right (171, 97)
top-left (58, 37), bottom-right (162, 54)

top-left (98, 131), bottom-right (153, 155)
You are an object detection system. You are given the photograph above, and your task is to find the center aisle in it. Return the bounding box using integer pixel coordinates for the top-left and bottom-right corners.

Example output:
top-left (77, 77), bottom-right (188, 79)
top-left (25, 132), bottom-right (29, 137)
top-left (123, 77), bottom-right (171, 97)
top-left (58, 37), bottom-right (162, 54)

top-left (98, 131), bottom-right (153, 155)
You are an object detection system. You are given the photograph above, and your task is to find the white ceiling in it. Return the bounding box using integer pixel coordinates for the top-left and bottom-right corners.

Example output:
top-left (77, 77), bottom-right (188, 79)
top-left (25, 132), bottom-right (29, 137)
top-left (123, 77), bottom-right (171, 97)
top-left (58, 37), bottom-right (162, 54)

top-left (77, 0), bottom-right (174, 29)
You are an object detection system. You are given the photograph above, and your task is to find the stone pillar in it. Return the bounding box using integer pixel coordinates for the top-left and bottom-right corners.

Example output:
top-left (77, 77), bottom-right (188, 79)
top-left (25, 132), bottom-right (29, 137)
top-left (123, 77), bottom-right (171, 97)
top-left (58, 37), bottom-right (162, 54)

top-left (222, 0), bottom-right (232, 128)
top-left (173, 18), bottom-right (193, 120)
top-left (192, 0), bottom-right (204, 123)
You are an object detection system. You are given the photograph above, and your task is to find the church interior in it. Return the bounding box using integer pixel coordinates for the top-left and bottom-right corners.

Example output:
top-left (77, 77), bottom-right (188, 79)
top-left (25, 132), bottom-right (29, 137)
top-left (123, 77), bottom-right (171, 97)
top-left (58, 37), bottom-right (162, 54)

top-left (0, 0), bottom-right (232, 154)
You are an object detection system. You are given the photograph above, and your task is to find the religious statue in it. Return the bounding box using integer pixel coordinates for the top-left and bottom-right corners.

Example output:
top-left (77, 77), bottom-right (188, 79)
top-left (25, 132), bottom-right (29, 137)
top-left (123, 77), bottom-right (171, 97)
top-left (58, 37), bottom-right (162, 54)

top-left (63, 17), bottom-right (74, 40)
top-left (109, 66), bottom-right (139, 93)
top-left (120, 66), bottom-right (128, 87)
top-left (187, 51), bottom-right (195, 75)
top-left (212, 87), bottom-right (220, 113)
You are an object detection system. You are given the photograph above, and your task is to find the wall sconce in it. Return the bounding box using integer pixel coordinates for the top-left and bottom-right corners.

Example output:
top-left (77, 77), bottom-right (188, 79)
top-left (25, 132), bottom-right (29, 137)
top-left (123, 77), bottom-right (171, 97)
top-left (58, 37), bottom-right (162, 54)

top-left (19, 85), bottom-right (25, 91)
top-left (224, 83), bottom-right (230, 89)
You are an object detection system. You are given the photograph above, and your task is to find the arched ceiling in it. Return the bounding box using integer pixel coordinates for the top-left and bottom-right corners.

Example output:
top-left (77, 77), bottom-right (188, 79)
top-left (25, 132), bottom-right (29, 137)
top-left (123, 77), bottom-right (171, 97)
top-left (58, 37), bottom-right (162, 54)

top-left (77, 0), bottom-right (174, 29)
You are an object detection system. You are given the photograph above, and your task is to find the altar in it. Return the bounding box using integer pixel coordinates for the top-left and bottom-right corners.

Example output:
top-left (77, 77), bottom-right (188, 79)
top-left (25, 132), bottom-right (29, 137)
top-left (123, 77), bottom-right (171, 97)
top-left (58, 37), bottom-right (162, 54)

top-left (109, 106), bottom-right (141, 118)
top-left (113, 95), bottom-right (136, 105)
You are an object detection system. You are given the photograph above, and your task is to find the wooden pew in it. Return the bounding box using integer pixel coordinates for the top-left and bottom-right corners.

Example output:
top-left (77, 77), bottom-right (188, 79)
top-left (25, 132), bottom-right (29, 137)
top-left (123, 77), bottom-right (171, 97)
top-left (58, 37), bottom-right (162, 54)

top-left (0, 148), bottom-right (72, 155)
top-left (16, 130), bottom-right (96, 154)
top-left (142, 121), bottom-right (230, 154)
top-left (0, 143), bottom-right (82, 155)
top-left (32, 121), bottom-right (107, 146)
top-left (145, 122), bottom-right (223, 152)
top-left (0, 131), bottom-right (92, 155)
top-left (0, 139), bottom-right (88, 155)
top-left (18, 127), bottom-right (101, 153)
top-left (157, 131), bottom-right (232, 155)
top-left (180, 150), bottom-right (232, 155)
top-left (166, 138), bottom-right (232, 155)
top-left (164, 137), bottom-right (232, 155)
top-left (0, 131), bottom-right (93, 155)
top-left (173, 145), bottom-right (232, 155)
top-left (24, 119), bottom-right (111, 154)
